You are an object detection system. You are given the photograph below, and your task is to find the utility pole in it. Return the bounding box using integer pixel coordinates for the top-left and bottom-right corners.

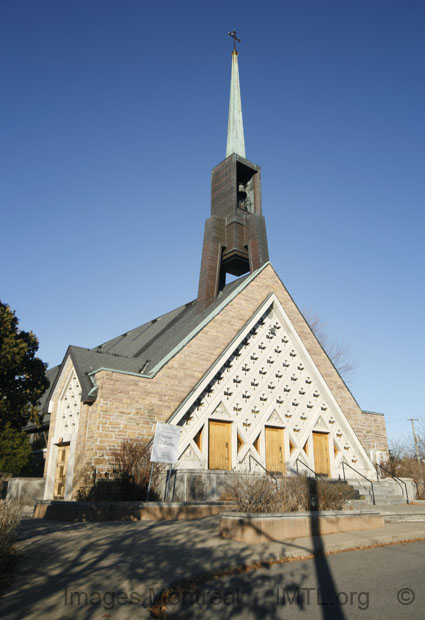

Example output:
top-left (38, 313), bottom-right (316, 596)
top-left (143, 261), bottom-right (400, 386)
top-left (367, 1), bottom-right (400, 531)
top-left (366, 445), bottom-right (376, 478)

top-left (408, 418), bottom-right (421, 467)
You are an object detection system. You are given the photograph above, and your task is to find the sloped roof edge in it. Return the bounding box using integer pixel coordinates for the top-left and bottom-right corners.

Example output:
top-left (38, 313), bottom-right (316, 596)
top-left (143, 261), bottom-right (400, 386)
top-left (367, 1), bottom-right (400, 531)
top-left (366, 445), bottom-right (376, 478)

top-left (87, 262), bottom-right (273, 384)
top-left (41, 262), bottom-right (274, 409)
top-left (37, 349), bottom-right (73, 415)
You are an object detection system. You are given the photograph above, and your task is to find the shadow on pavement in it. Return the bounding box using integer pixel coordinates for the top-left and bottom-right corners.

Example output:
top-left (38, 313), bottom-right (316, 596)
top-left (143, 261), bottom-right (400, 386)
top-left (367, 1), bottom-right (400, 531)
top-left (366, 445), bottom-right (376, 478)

top-left (0, 485), bottom-right (351, 620)
top-left (0, 510), bottom-right (313, 620)
top-left (308, 477), bottom-right (346, 620)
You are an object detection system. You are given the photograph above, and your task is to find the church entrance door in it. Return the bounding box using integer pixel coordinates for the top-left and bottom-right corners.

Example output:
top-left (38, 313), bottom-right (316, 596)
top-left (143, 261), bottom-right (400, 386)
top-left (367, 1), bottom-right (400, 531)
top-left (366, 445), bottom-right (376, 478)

top-left (313, 432), bottom-right (330, 477)
top-left (265, 426), bottom-right (285, 474)
top-left (208, 420), bottom-right (231, 470)
top-left (53, 444), bottom-right (70, 499)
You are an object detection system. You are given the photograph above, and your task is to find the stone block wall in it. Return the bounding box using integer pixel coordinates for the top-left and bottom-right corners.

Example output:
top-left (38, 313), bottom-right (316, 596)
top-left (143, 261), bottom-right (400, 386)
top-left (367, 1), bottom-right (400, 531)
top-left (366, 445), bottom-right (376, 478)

top-left (359, 411), bottom-right (389, 460)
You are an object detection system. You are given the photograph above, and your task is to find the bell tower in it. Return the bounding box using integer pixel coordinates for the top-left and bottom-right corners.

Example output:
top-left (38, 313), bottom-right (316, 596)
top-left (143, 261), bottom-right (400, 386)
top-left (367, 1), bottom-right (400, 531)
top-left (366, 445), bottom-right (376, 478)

top-left (197, 36), bottom-right (269, 312)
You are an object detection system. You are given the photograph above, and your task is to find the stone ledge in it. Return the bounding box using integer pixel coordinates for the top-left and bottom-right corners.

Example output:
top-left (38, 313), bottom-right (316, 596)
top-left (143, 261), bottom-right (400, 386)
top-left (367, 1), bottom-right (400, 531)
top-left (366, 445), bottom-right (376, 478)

top-left (219, 510), bottom-right (384, 543)
top-left (33, 500), bottom-right (235, 522)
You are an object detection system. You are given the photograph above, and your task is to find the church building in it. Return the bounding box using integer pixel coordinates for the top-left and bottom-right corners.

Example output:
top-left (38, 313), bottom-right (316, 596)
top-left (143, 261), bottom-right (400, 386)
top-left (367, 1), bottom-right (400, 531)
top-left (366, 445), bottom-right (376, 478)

top-left (41, 43), bottom-right (389, 501)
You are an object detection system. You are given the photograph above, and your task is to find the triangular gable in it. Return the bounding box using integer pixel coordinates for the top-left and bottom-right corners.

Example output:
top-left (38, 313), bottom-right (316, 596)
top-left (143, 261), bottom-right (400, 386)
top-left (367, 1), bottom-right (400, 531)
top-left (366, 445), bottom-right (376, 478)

top-left (48, 353), bottom-right (78, 407)
top-left (170, 293), bottom-right (375, 477)
top-left (46, 355), bottom-right (82, 442)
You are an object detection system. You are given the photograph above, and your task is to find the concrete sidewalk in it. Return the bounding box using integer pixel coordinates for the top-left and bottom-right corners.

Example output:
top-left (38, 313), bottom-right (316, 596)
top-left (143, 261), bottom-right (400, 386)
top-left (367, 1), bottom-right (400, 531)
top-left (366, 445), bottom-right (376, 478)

top-left (1, 508), bottom-right (425, 619)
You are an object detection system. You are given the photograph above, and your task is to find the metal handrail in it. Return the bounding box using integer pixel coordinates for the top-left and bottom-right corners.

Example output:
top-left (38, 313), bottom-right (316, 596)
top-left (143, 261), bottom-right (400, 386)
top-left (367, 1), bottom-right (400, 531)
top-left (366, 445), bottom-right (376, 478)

top-left (295, 457), bottom-right (326, 481)
top-left (342, 462), bottom-right (375, 505)
top-left (375, 462), bottom-right (409, 504)
top-left (248, 454), bottom-right (277, 483)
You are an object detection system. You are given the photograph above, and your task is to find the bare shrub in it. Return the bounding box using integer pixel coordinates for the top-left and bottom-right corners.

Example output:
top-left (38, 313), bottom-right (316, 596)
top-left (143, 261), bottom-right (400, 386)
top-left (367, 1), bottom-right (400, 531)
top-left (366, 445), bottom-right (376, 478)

top-left (111, 439), bottom-right (160, 496)
top-left (222, 475), bottom-right (281, 513)
top-left (280, 478), bottom-right (354, 511)
top-left (315, 480), bottom-right (356, 510)
top-left (280, 476), bottom-right (309, 511)
top-left (0, 500), bottom-right (22, 562)
top-left (77, 439), bottom-right (161, 501)
top-left (223, 475), bottom-right (356, 513)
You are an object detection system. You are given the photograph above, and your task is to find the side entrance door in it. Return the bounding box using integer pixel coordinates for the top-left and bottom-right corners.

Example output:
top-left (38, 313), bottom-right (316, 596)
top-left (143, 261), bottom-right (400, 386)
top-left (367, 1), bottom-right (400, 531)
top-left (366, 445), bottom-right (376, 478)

top-left (53, 444), bottom-right (70, 499)
top-left (208, 420), bottom-right (231, 470)
top-left (265, 426), bottom-right (285, 474)
top-left (313, 432), bottom-right (330, 477)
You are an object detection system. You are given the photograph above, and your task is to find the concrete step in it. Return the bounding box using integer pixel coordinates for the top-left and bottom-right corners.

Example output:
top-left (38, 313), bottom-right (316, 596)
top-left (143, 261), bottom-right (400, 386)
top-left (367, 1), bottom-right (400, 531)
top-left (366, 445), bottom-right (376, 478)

top-left (345, 479), bottom-right (407, 505)
top-left (347, 493), bottom-right (406, 506)
top-left (384, 514), bottom-right (425, 522)
top-left (379, 498), bottom-right (409, 505)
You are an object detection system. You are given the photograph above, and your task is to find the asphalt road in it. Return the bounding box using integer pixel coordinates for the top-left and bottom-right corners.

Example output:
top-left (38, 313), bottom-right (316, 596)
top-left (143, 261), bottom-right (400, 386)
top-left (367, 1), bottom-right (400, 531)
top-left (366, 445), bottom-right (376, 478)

top-left (165, 541), bottom-right (425, 620)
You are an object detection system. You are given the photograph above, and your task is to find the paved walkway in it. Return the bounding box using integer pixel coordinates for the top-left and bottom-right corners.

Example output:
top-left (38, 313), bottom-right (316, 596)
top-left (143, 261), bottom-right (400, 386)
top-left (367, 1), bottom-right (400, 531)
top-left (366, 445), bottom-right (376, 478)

top-left (1, 507), bottom-right (425, 619)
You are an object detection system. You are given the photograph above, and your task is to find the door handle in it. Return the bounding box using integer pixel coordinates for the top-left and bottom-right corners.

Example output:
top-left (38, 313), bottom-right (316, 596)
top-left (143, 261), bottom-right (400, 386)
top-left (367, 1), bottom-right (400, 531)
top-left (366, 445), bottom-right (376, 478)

top-left (226, 442), bottom-right (229, 459)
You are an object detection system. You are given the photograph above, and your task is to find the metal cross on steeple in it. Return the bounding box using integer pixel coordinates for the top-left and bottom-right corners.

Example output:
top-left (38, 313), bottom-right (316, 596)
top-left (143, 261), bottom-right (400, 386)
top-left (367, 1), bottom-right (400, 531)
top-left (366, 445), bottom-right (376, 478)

top-left (228, 30), bottom-right (241, 53)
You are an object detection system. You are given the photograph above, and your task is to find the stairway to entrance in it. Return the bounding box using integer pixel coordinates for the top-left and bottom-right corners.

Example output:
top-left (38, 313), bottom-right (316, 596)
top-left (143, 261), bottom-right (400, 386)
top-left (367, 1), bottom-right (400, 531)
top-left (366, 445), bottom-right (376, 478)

top-left (346, 478), bottom-right (409, 505)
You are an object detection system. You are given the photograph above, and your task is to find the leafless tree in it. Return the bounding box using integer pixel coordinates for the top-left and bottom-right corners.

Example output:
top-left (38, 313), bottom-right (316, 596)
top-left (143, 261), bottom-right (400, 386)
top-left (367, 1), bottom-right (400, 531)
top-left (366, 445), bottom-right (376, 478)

top-left (388, 437), bottom-right (410, 461)
top-left (303, 310), bottom-right (358, 383)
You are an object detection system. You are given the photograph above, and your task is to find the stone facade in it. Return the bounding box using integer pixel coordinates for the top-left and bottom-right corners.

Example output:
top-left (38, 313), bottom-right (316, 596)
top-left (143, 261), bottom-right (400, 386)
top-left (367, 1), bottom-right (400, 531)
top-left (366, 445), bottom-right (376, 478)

top-left (360, 411), bottom-right (389, 462)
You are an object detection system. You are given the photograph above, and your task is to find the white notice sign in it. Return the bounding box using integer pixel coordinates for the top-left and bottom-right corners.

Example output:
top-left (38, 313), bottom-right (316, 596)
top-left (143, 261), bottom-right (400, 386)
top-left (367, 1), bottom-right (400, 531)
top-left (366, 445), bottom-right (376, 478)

top-left (150, 423), bottom-right (182, 464)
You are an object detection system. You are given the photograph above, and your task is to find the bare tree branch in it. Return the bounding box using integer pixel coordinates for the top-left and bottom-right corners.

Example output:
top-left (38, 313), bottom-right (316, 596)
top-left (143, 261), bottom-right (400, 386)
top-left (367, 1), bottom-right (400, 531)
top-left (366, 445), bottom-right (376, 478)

top-left (303, 310), bottom-right (358, 383)
top-left (388, 437), bottom-right (410, 461)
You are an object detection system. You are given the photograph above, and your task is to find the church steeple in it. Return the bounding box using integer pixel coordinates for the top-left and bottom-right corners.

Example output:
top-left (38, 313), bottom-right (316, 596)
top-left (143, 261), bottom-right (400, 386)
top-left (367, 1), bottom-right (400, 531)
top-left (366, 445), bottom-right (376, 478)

top-left (196, 35), bottom-right (269, 313)
top-left (226, 50), bottom-right (246, 159)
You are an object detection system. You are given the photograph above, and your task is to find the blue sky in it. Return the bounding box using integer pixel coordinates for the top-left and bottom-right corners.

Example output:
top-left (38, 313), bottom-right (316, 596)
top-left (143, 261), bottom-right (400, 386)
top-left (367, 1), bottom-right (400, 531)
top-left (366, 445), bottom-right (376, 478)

top-left (1, 1), bottom-right (424, 446)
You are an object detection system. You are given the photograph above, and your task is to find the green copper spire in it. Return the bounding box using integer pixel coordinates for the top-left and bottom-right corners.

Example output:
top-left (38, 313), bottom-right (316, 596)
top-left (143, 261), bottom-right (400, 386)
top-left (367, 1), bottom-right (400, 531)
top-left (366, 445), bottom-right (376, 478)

top-left (226, 49), bottom-right (246, 159)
